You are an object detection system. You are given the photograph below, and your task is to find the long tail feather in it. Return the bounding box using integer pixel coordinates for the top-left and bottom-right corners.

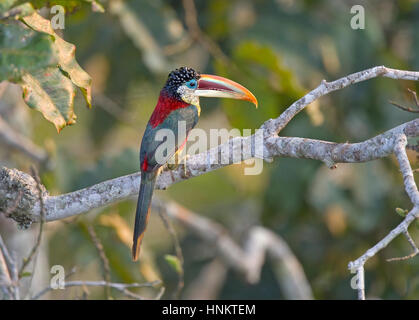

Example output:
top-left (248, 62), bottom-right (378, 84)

top-left (132, 171), bottom-right (156, 261)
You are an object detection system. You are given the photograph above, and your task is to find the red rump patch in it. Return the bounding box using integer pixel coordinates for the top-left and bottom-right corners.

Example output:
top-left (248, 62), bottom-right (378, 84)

top-left (142, 154), bottom-right (148, 172)
top-left (149, 91), bottom-right (189, 128)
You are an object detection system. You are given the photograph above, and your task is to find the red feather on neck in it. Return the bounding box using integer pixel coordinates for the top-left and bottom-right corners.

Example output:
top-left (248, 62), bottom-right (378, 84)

top-left (149, 90), bottom-right (189, 128)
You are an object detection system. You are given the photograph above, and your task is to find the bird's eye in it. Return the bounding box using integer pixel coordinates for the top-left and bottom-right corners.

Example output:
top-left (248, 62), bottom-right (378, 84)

top-left (186, 79), bottom-right (197, 89)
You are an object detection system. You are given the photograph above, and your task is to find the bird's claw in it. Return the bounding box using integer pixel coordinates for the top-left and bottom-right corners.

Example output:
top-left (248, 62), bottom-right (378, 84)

top-left (167, 162), bottom-right (179, 171)
top-left (167, 153), bottom-right (189, 173)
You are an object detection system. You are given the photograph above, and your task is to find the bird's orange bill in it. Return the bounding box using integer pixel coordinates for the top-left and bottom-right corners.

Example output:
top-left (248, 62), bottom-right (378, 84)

top-left (196, 74), bottom-right (258, 107)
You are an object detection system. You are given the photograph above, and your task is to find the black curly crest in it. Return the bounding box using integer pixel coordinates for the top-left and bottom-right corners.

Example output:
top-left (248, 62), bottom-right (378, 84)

top-left (164, 67), bottom-right (200, 97)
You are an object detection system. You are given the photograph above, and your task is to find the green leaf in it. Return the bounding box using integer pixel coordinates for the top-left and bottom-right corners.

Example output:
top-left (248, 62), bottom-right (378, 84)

top-left (23, 12), bottom-right (92, 106)
top-left (0, 11), bottom-right (92, 131)
top-left (164, 254), bottom-right (182, 275)
top-left (0, 22), bottom-right (58, 80)
top-left (395, 207), bottom-right (408, 217)
top-left (0, 0), bottom-right (104, 15)
top-left (22, 68), bottom-right (77, 130)
top-left (20, 271), bottom-right (32, 278)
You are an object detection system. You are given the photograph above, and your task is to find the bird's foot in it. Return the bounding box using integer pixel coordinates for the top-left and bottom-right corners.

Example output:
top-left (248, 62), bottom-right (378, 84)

top-left (166, 151), bottom-right (190, 176)
top-left (167, 162), bottom-right (179, 171)
top-left (166, 151), bottom-right (180, 171)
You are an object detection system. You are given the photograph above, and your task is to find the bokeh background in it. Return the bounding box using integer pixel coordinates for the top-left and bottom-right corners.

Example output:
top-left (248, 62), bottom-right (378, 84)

top-left (1, 0), bottom-right (418, 299)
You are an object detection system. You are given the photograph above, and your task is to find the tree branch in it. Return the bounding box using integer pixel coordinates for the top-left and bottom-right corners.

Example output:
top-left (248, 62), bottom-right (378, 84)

top-left (1, 66), bottom-right (419, 300)
top-left (269, 66), bottom-right (419, 134)
top-left (347, 134), bottom-right (419, 299)
top-left (387, 229), bottom-right (419, 262)
top-left (87, 225), bottom-right (112, 299)
top-left (1, 118), bottom-right (416, 224)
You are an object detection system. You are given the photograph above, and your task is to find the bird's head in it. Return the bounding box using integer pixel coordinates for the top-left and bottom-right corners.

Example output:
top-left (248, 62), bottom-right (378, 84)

top-left (163, 67), bottom-right (258, 108)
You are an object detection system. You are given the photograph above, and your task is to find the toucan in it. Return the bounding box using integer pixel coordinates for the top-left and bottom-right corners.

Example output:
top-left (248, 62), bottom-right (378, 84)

top-left (132, 67), bottom-right (258, 260)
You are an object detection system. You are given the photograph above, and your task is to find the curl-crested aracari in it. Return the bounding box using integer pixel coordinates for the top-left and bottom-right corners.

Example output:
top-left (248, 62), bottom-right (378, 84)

top-left (133, 67), bottom-right (258, 260)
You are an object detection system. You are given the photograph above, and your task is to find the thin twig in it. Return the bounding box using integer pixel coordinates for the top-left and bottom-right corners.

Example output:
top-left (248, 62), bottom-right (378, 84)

top-left (31, 280), bottom-right (161, 300)
top-left (387, 229), bottom-right (419, 262)
top-left (408, 88), bottom-right (419, 106)
top-left (389, 101), bottom-right (419, 113)
top-left (389, 88), bottom-right (419, 113)
top-left (18, 166), bottom-right (45, 278)
top-left (87, 225), bottom-right (112, 299)
top-left (157, 203), bottom-right (184, 299)
top-left (154, 286), bottom-right (165, 300)
top-left (348, 134), bottom-right (419, 299)
top-left (65, 267), bottom-right (77, 280)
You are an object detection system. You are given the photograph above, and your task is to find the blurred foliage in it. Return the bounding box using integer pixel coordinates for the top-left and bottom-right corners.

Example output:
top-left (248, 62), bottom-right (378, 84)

top-left (1, 0), bottom-right (419, 299)
top-left (0, 0), bottom-right (103, 14)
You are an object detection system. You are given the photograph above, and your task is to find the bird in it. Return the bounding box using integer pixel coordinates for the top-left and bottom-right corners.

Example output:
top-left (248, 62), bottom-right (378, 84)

top-left (132, 67), bottom-right (258, 261)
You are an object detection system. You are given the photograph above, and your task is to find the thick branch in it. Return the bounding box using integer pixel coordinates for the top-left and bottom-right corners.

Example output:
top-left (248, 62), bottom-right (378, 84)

top-left (394, 135), bottom-right (419, 206)
top-left (1, 118), bottom-right (417, 224)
